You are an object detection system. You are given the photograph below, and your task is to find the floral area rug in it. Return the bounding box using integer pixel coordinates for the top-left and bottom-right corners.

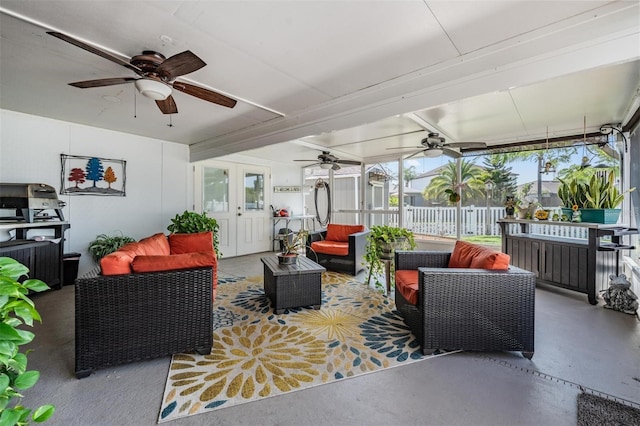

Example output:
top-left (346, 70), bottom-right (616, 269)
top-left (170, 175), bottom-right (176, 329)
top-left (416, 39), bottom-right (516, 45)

top-left (158, 271), bottom-right (452, 423)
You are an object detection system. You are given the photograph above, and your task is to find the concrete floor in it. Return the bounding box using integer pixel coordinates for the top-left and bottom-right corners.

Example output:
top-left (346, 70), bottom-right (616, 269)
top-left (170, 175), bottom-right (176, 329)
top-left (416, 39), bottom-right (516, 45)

top-left (21, 252), bottom-right (640, 426)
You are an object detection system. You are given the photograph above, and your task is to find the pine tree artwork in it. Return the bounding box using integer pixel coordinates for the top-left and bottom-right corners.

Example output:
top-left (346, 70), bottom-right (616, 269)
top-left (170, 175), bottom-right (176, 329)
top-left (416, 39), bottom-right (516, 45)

top-left (68, 167), bottom-right (86, 188)
top-left (104, 166), bottom-right (117, 188)
top-left (85, 157), bottom-right (105, 187)
top-left (60, 154), bottom-right (126, 196)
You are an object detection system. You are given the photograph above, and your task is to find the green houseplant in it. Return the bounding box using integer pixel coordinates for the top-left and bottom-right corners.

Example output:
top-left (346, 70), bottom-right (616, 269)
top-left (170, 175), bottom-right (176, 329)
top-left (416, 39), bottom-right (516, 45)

top-left (364, 225), bottom-right (416, 289)
top-left (87, 232), bottom-right (136, 262)
top-left (167, 211), bottom-right (221, 257)
top-left (558, 171), bottom-right (635, 223)
top-left (0, 257), bottom-right (55, 425)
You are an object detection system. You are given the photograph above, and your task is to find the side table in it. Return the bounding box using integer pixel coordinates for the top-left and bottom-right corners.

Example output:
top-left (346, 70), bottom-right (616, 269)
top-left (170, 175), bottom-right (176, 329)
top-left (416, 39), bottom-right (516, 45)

top-left (260, 256), bottom-right (326, 314)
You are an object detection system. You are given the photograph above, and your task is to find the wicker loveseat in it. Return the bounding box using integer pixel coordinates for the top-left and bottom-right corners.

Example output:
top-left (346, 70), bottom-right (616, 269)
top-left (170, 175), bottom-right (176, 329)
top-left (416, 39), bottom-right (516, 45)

top-left (306, 224), bottom-right (369, 275)
top-left (75, 232), bottom-right (216, 378)
top-left (394, 242), bottom-right (536, 359)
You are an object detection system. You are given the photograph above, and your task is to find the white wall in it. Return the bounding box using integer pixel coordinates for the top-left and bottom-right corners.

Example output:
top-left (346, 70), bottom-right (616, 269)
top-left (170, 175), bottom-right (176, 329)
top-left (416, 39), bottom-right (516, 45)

top-left (0, 110), bottom-right (192, 276)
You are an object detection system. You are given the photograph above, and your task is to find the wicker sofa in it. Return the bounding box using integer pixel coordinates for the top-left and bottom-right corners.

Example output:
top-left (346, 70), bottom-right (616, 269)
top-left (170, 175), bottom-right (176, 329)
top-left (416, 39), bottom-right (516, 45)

top-left (75, 232), bottom-right (216, 378)
top-left (394, 243), bottom-right (536, 359)
top-left (306, 224), bottom-right (369, 275)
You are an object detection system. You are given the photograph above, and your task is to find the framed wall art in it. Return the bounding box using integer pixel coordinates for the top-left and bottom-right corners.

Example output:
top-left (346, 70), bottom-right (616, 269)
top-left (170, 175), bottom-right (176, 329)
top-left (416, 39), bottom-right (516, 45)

top-left (60, 154), bottom-right (126, 196)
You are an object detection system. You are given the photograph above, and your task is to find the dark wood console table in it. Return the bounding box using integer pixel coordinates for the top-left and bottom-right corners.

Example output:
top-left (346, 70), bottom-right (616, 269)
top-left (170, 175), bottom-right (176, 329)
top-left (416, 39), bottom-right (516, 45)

top-left (0, 221), bottom-right (70, 290)
top-left (498, 219), bottom-right (637, 305)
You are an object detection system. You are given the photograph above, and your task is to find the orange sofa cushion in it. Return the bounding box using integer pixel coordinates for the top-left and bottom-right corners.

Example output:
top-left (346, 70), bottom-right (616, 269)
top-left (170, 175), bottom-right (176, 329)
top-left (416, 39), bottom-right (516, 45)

top-left (136, 233), bottom-right (170, 256)
top-left (325, 224), bottom-right (365, 242)
top-left (131, 251), bottom-right (217, 274)
top-left (100, 250), bottom-right (136, 275)
top-left (311, 240), bottom-right (349, 256)
top-left (169, 231), bottom-right (214, 254)
top-left (448, 240), bottom-right (510, 270)
top-left (395, 269), bottom-right (419, 305)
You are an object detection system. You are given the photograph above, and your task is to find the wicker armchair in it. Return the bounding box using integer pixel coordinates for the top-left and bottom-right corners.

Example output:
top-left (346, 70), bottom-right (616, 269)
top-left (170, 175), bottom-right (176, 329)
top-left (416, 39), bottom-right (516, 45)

top-left (306, 226), bottom-right (369, 275)
top-left (75, 267), bottom-right (213, 378)
top-left (394, 250), bottom-right (535, 359)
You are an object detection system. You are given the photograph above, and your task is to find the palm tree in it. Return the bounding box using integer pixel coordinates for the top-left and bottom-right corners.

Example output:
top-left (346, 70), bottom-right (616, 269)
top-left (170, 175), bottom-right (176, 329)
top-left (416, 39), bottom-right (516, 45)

top-left (422, 159), bottom-right (484, 205)
top-left (403, 166), bottom-right (418, 187)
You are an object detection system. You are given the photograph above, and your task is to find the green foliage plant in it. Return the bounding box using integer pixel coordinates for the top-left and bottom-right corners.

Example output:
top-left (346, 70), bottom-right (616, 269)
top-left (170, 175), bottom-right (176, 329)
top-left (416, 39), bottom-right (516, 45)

top-left (0, 257), bottom-right (55, 425)
top-left (558, 171), bottom-right (634, 209)
top-left (279, 230), bottom-right (309, 256)
top-left (167, 211), bottom-right (221, 257)
top-left (364, 225), bottom-right (416, 290)
top-left (87, 233), bottom-right (136, 263)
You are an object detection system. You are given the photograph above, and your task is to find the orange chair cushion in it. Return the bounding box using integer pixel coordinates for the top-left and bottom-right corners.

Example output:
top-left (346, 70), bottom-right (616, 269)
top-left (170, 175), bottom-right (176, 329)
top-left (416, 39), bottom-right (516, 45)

top-left (325, 224), bottom-right (365, 242)
top-left (131, 251), bottom-right (217, 273)
top-left (395, 269), bottom-right (419, 305)
top-left (100, 250), bottom-right (136, 275)
top-left (136, 233), bottom-right (170, 256)
top-left (169, 231), bottom-right (214, 254)
top-left (311, 240), bottom-right (349, 256)
top-left (448, 240), bottom-right (510, 270)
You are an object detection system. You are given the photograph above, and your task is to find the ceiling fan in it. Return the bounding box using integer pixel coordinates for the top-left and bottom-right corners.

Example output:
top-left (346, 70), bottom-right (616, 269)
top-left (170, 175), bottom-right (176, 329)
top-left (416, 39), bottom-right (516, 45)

top-left (47, 31), bottom-right (237, 114)
top-left (389, 132), bottom-right (487, 158)
top-left (294, 151), bottom-right (362, 170)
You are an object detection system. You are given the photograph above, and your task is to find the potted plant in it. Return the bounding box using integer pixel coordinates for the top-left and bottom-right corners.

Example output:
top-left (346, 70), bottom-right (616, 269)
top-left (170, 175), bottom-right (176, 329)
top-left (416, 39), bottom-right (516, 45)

top-left (87, 232), bottom-right (136, 263)
top-left (364, 225), bottom-right (416, 289)
top-left (167, 211), bottom-right (221, 257)
top-left (444, 188), bottom-right (460, 203)
top-left (558, 171), bottom-right (635, 223)
top-left (277, 230), bottom-right (309, 265)
top-left (0, 257), bottom-right (55, 425)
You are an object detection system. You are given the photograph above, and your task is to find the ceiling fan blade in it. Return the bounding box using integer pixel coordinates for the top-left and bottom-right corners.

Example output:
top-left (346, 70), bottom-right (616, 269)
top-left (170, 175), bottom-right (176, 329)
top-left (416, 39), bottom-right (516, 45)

top-left (69, 77), bottom-right (137, 88)
top-left (155, 95), bottom-right (178, 115)
top-left (336, 159), bottom-right (362, 165)
top-left (442, 147), bottom-right (462, 158)
top-left (157, 51), bottom-right (206, 79)
top-left (47, 31), bottom-right (142, 74)
top-left (446, 142), bottom-right (487, 148)
top-left (404, 150), bottom-right (424, 160)
top-left (387, 146), bottom-right (423, 150)
top-left (171, 81), bottom-right (237, 108)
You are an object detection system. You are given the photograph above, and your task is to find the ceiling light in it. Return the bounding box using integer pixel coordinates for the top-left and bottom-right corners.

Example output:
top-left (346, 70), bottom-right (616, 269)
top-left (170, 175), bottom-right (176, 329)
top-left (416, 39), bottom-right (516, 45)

top-left (134, 79), bottom-right (171, 101)
top-left (319, 163), bottom-right (333, 169)
top-left (423, 149), bottom-right (443, 157)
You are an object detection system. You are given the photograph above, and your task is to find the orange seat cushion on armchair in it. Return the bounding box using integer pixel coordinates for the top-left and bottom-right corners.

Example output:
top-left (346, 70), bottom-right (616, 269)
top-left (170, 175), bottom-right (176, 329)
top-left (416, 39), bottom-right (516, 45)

top-left (395, 270), bottom-right (419, 305)
top-left (311, 240), bottom-right (349, 256)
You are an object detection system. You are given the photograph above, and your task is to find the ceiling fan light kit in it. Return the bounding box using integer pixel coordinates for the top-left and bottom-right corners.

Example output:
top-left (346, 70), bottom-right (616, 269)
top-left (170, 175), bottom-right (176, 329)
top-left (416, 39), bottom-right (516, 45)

top-left (319, 163), bottom-right (333, 169)
top-left (423, 148), bottom-right (443, 157)
top-left (134, 79), bottom-right (171, 101)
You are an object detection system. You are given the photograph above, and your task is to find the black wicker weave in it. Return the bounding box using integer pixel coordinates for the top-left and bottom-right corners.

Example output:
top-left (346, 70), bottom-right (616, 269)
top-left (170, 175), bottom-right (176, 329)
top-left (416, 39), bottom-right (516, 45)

top-left (394, 250), bottom-right (535, 359)
top-left (261, 256), bottom-right (326, 314)
top-left (306, 229), bottom-right (370, 275)
top-left (75, 267), bottom-right (213, 378)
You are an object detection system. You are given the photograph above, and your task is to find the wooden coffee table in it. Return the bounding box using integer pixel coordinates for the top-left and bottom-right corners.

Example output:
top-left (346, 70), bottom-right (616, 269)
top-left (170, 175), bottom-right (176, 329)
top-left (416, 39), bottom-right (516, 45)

top-left (260, 256), bottom-right (326, 314)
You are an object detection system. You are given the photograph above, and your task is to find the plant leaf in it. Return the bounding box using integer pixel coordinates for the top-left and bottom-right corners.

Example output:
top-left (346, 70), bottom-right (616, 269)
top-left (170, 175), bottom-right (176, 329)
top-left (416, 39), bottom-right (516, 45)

top-left (32, 404), bottom-right (55, 423)
top-left (13, 370), bottom-right (39, 390)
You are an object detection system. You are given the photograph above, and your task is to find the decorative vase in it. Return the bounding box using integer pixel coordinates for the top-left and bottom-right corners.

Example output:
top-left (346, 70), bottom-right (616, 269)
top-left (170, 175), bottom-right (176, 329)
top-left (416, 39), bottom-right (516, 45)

top-left (277, 253), bottom-right (298, 265)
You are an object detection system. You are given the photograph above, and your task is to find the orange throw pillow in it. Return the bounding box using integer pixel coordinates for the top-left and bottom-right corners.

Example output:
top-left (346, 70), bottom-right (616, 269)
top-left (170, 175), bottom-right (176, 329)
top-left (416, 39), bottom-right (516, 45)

top-left (169, 231), bottom-right (214, 254)
top-left (449, 240), bottom-right (510, 270)
top-left (325, 224), bottom-right (365, 242)
top-left (131, 251), bottom-right (217, 273)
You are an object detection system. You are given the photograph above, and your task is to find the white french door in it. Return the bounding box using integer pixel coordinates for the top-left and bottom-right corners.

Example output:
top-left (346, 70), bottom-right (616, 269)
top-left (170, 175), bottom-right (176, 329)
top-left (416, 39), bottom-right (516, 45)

top-left (195, 161), bottom-right (271, 257)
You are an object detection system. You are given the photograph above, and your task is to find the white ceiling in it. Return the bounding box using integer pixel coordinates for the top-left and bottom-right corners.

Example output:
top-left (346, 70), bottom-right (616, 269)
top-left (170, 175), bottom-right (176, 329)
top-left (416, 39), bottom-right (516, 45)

top-left (1, 1), bottom-right (638, 166)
